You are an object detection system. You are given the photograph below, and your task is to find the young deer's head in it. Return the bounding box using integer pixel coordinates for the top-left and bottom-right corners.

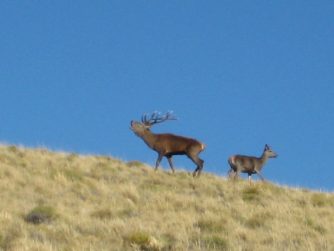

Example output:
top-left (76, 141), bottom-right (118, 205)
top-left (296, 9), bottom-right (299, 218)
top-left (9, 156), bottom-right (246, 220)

top-left (263, 144), bottom-right (278, 158)
top-left (130, 111), bottom-right (176, 137)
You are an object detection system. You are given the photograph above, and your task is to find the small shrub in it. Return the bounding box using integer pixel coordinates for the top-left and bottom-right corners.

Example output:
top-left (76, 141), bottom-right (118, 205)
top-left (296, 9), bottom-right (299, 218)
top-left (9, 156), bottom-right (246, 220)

top-left (0, 234), bottom-right (3, 247)
top-left (124, 231), bottom-right (160, 251)
top-left (262, 182), bottom-right (283, 195)
top-left (10, 146), bottom-right (26, 159)
top-left (126, 231), bottom-right (150, 246)
top-left (196, 218), bottom-right (227, 233)
top-left (127, 160), bottom-right (145, 167)
top-left (66, 153), bottom-right (79, 162)
top-left (296, 198), bottom-right (307, 207)
top-left (64, 169), bottom-right (83, 181)
top-left (245, 216), bottom-right (263, 229)
top-left (311, 193), bottom-right (330, 207)
top-left (91, 209), bottom-right (113, 220)
top-left (120, 185), bottom-right (140, 204)
top-left (118, 208), bottom-right (137, 218)
top-left (245, 213), bottom-right (271, 229)
top-left (0, 224), bottom-right (23, 250)
top-left (242, 186), bottom-right (261, 202)
top-left (161, 233), bottom-right (177, 250)
top-left (94, 159), bottom-right (115, 172)
top-left (203, 235), bottom-right (228, 250)
top-left (8, 145), bottom-right (20, 154)
top-left (305, 217), bottom-right (327, 234)
top-left (25, 205), bottom-right (58, 224)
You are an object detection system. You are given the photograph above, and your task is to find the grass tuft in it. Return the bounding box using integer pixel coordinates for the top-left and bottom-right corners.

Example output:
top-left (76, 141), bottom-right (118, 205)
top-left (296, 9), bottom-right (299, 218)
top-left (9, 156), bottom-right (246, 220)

top-left (127, 160), bottom-right (146, 167)
top-left (91, 208), bottom-right (113, 220)
top-left (0, 223), bottom-right (24, 250)
top-left (25, 205), bottom-right (58, 224)
top-left (196, 218), bottom-right (227, 233)
top-left (203, 235), bottom-right (229, 250)
top-left (305, 217), bottom-right (327, 234)
top-left (123, 231), bottom-right (160, 251)
top-left (311, 193), bottom-right (333, 207)
top-left (63, 169), bottom-right (83, 181)
top-left (242, 186), bottom-right (261, 202)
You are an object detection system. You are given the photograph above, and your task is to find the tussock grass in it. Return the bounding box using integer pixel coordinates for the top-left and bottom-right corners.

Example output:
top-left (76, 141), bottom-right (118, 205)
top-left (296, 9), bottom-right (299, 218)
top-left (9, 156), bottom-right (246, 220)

top-left (0, 144), bottom-right (333, 250)
top-left (123, 230), bottom-right (161, 251)
top-left (242, 186), bottom-right (261, 202)
top-left (25, 205), bottom-right (58, 224)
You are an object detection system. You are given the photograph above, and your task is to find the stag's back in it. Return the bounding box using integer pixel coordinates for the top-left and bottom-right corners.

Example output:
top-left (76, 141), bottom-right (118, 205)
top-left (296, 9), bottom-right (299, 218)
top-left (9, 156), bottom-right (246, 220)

top-left (154, 133), bottom-right (205, 155)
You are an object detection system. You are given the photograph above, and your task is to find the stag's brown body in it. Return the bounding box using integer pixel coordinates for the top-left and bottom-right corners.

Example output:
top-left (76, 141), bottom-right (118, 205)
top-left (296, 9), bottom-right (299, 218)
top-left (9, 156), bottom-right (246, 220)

top-left (142, 133), bottom-right (205, 155)
top-left (130, 112), bottom-right (205, 176)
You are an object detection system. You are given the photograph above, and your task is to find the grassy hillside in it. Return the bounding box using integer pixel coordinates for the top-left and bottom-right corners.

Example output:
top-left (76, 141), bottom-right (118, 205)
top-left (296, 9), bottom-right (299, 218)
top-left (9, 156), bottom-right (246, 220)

top-left (0, 145), bottom-right (333, 251)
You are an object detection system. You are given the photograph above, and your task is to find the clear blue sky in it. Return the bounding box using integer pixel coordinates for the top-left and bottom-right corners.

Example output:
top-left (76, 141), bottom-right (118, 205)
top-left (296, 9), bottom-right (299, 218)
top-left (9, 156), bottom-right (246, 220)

top-left (1, 1), bottom-right (333, 191)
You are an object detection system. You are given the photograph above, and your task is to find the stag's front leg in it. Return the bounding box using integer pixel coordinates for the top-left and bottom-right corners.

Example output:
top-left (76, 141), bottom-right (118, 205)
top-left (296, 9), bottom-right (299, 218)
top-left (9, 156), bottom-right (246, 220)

top-left (192, 167), bottom-right (199, 177)
top-left (155, 154), bottom-right (163, 171)
top-left (166, 155), bottom-right (175, 173)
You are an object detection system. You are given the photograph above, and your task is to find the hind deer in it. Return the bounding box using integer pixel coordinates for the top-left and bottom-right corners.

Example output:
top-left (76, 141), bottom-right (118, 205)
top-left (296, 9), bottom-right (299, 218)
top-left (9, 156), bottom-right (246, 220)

top-left (228, 144), bottom-right (278, 184)
top-left (130, 112), bottom-right (206, 177)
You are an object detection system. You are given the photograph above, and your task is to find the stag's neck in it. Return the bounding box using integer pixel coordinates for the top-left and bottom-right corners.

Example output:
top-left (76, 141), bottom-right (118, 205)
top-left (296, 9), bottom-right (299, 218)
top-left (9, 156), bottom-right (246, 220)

top-left (140, 131), bottom-right (158, 149)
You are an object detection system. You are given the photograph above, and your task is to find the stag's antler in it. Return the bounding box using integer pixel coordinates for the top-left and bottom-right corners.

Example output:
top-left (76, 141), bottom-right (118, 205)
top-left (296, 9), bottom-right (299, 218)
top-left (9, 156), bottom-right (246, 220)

top-left (141, 111), bottom-right (177, 126)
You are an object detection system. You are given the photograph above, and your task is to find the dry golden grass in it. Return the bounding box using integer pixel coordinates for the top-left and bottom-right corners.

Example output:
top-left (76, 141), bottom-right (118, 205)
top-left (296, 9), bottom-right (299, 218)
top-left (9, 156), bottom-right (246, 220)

top-left (0, 144), bottom-right (333, 251)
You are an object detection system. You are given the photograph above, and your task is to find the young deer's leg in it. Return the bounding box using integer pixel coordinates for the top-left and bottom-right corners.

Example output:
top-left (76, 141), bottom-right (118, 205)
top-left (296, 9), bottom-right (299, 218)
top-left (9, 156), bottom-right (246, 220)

top-left (228, 169), bottom-right (237, 179)
top-left (228, 160), bottom-right (239, 181)
top-left (155, 154), bottom-right (163, 171)
top-left (166, 155), bottom-right (175, 173)
top-left (234, 170), bottom-right (241, 181)
top-left (255, 170), bottom-right (265, 182)
top-left (230, 167), bottom-right (240, 181)
top-left (248, 174), bottom-right (252, 185)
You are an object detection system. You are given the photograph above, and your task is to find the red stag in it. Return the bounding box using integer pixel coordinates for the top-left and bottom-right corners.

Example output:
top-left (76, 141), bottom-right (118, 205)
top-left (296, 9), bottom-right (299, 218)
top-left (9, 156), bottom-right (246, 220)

top-left (228, 144), bottom-right (278, 184)
top-left (130, 112), bottom-right (206, 177)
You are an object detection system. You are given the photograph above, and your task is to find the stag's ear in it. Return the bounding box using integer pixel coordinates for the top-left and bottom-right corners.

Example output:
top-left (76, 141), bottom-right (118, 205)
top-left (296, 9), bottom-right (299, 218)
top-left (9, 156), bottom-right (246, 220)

top-left (265, 144), bottom-right (270, 150)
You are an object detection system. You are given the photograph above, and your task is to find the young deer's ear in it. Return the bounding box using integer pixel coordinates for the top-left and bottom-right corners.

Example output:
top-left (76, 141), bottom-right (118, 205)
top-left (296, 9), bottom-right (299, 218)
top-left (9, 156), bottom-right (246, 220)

top-left (265, 144), bottom-right (270, 150)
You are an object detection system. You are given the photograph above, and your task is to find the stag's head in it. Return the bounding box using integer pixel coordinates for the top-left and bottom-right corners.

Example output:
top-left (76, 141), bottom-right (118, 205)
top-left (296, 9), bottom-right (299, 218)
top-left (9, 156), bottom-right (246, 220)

top-left (263, 144), bottom-right (278, 158)
top-left (130, 111), bottom-right (177, 137)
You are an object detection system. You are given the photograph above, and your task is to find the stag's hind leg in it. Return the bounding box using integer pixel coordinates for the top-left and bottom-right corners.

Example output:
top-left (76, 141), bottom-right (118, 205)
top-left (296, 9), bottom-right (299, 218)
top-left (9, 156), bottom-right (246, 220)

top-left (166, 155), bottom-right (175, 173)
top-left (189, 155), bottom-right (204, 177)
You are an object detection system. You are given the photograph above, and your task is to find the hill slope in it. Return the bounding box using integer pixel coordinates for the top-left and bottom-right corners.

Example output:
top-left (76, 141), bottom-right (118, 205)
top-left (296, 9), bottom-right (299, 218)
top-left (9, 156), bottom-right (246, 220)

top-left (0, 145), bottom-right (333, 251)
